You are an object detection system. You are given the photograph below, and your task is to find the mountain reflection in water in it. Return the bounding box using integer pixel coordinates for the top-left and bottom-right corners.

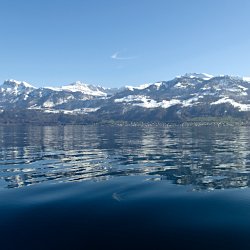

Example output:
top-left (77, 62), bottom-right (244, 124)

top-left (0, 124), bottom-right (250, 190)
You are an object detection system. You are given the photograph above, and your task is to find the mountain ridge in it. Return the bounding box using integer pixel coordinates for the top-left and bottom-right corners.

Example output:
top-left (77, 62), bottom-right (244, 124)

top-left (1, 73), bottom-right (250, 123)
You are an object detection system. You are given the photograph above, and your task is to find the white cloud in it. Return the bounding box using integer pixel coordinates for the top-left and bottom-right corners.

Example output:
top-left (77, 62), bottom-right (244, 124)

top-left (111, 51), bottom-right (136, 60)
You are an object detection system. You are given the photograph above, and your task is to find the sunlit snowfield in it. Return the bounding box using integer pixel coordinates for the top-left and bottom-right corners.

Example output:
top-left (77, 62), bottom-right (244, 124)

top-left (1, 124), bottom-right (250, 249)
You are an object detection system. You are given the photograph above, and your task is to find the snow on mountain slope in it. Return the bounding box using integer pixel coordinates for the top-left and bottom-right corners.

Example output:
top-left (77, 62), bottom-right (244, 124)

top-left (45, 81), bottom-right (107, 96)
top-left (243, 77), bottom-right (250, 82)
top-left (125, 83), bottom-right (151, 91)
top-left (2, 79), bottom-right (35, 88)
top-left (211, 97), bottom-right (250, 111)
top-left (106, 74), bottom-right (250, 119)
top-left (114, 95), bottom-right (181, 108)
top-left (0, 79), bottom-right (36, 107)
top-left (177, 73), bottom-right (214, 80)
top-left (1, 79), bottom-right (35, 93)
top-left (0, 79), bottom-right (111, 110)
top-left (2, 74), bottom-right (250, 121)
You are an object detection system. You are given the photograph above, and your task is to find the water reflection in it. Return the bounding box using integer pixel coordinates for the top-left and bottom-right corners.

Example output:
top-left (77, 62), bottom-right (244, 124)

top-left (1, 125), bottom-right (250, 190)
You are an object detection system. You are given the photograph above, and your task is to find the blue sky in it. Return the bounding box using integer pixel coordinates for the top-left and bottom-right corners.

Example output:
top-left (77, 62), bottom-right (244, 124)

top-left (1, 0), bottom-right (250, 87)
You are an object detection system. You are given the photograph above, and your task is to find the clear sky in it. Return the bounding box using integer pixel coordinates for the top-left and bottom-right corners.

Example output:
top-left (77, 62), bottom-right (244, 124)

top-left (1, 0), bottom-right (250, 87)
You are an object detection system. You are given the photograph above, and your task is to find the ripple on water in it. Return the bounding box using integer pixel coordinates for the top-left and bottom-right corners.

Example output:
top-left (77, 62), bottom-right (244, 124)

top-left (1, 125), bottom-right (250, 190)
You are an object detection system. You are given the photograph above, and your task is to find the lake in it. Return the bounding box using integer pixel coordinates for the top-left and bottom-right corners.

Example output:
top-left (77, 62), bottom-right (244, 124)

top-left (1, 124), bottom-right (250, 249)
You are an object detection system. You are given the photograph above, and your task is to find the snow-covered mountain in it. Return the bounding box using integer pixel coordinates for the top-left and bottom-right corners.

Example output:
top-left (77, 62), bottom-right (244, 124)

top-left (45, 81), bottom-right (108, 96)
top-left (0, 80), bottom-right (118, 111)
top-left (0, 80), bottom-right (36, 109)
top-left (1, 74), bottom-right (250, 122)
top-left (110, 74), bottom-right (250, 111)
top-left (1, 79), bottom-right (35, 95)
top-left (94, 73), bottom-right (250, 121)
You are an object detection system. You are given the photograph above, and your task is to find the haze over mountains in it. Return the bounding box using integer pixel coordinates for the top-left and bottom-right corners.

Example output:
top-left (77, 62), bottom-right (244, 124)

top-left (1, 73), bottom-right (250, 123)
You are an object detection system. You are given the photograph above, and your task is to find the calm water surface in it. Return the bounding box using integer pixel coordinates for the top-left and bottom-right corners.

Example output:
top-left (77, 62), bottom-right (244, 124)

top-left (1, 125), bottom-right (250, 249)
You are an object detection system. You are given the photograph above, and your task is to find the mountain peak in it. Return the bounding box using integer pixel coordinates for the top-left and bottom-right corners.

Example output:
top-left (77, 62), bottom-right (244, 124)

top-left (45, 81), bottom-right (107, 96)
top-left (70, 81), bottom-right (89, 86)
top-left (3, 79), bottom-right (35, 89)
top-left (177, 73), bottom-right (214, 80)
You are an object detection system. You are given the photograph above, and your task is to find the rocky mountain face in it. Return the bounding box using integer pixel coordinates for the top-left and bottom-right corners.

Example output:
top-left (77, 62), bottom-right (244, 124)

top-left (1, 73), bottom-right (250, 123)
top-left (0, 80), bottom-right (117, 112)
top-left (95, 73), bottom-right (250, 121)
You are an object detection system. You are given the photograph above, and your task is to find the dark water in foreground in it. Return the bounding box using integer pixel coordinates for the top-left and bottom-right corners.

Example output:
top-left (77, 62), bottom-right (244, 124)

top-left (1, 125), bottom-right (250, 249)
